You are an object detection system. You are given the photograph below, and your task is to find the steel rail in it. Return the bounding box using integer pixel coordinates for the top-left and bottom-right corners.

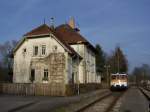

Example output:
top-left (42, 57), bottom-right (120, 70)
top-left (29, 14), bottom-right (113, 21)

top-left (105, 91), bottom-right (125, 112)
top-left (77, 91), bottom-right (126, 112)
top-left (139, 87), bottom-right (150, 112)
top-left (76, 93), bottom-right (112, 112)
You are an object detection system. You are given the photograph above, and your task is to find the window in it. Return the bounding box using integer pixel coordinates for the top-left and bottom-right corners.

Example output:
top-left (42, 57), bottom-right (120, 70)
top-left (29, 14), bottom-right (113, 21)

top-left (43, 69), bottom-right (48, 81)
top-left (23, 48), bottom-right (26, 53)
top-left (42, 45), bottom-right (46, 55)
top-left (34, 46), bottom-right (38, 56)
top-left (121, 75), bottom-right (127, 79)
top-left (52, 45), bottom-right (57, 52)
top-left (22, 48), bottom-right (27, 56)
top-left (54, 46), bottom-right (57, 50)
top-left (72, 73), bottom-right (74, 84)
top-left (30, 69), bottom-right (35, 82)
top-left (111, 75), bottom-right (116, 80)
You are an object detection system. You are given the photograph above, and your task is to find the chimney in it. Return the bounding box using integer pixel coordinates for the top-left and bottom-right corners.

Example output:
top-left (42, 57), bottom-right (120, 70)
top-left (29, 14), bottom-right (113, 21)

top-left (68, 17), bottom-right (80, 32)
top-left (68, 17), bottom-right (75, 29)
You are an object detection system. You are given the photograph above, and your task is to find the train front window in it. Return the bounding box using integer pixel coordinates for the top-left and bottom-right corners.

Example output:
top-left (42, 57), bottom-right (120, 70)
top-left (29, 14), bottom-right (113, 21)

top-left (116, 75), bottom-right (119, 79)
top-left (121, 75), bottom-right (126, 79)
top-left (111, 76), bottom-right (116, 79)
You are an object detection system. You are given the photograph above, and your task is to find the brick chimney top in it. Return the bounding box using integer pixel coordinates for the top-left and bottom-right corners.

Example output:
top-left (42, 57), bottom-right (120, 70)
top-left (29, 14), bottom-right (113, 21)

top-left (68, 17), bottom-right (75, 29)
top-left (68, 17), bottom-right (80, 32)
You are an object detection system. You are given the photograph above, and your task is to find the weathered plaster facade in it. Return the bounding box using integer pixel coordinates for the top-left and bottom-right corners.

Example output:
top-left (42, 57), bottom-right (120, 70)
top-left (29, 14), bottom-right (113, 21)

top-left (71, 44), bottom-right (96, 83)
top-left (13, 35), bottom-right (75, 84)
top-left (13, 22), bottom-right (100, 86)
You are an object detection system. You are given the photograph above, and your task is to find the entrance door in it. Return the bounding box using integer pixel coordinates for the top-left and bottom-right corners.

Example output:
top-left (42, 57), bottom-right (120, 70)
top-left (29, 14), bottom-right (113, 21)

top-left (30, 69), bottom-right (35, 82)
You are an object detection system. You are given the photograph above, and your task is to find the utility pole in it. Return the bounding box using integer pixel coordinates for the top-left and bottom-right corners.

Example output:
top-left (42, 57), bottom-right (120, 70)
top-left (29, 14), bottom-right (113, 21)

top-left (117, 51), bottom-right (120, 73)
top-left (104, 65), bottom-right (110, 87)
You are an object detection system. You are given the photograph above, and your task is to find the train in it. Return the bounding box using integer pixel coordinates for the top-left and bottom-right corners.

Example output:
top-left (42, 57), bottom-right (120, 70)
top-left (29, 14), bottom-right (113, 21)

top-left (110, 73), bottom-right (128, 90)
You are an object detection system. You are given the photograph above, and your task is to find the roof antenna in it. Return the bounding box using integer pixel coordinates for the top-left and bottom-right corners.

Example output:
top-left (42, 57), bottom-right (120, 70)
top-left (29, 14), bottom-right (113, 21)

top-left (75, 21), bottom-right (80, 32)
top-left (43, 18), bottom-right (46, 24)
top-left (76, 22), bottom-right (80, 29)
top-left (50, 17), bottom-right (54, 28)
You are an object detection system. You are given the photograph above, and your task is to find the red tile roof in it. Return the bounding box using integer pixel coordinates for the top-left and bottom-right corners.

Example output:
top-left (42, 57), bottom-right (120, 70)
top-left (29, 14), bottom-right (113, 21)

top-left (24, 24), bottom-right (52, 36)
top-left (52, 30), bottom-right (82, 58)
top-left (55, 24), bottom-right (88, 44)
top-left (55, 24), bottom-right (96, 52)
top-left (22, 23), bottom-right (96, 54)
top-left (22, 24), bottom-right (81, 58)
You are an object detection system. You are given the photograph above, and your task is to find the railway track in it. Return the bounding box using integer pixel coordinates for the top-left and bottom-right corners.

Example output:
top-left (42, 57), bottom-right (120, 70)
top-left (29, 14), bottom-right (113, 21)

top-left (76, 91), bottom-right (126, 112)
top-left (139, 87), bottom-right (150, 112)
top-left (139, 87), bottom-right (150, 100)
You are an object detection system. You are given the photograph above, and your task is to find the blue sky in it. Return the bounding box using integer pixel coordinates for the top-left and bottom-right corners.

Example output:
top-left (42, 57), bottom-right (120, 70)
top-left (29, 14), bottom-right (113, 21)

top-left (0, 0), bottom-right (150, 72)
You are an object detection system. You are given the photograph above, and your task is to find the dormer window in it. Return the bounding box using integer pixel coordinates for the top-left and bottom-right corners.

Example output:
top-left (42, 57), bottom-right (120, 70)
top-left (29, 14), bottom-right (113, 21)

top-left (42, 45), bottom-right (46, 55)
top-left (34, 46), bottom-right (38, 56)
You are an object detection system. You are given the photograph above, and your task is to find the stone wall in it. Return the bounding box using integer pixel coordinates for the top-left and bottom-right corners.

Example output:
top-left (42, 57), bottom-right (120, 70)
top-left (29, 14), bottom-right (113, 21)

top-left (47, 53), bottom-right (66, 83)
top-left (31, 53), bottom-right (66, 84)
top-left (32, 53), bottom-right (67, 95)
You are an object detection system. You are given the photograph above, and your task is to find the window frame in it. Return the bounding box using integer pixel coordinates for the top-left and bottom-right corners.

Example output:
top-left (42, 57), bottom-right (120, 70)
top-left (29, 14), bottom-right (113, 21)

top-left (41, 45), bottom-right (46, 55)
top-left (43, 69), bottom-right (48, 81)
top-left (33, 46), bottom-right (38, 56)
top-left (30, 69), bottom-right (35, 82)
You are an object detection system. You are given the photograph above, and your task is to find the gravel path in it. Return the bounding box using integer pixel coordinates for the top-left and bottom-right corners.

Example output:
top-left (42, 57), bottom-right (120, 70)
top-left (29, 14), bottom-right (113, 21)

top-left (119, 87), bottom-right (149, 112)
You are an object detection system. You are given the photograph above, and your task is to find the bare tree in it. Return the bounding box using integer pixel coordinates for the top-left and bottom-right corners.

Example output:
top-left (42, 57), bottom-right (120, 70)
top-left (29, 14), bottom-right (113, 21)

top-left (0, 40), bottom-right (18, 82)
top-left (132, 64), bottom-right (150, 86)
top-left (107, 46), bottom-right (128, 74)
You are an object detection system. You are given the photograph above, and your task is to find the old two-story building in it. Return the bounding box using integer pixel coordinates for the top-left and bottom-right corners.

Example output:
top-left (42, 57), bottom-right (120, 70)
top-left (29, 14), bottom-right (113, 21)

top-left (13, 18), bottom-right (100, 95)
